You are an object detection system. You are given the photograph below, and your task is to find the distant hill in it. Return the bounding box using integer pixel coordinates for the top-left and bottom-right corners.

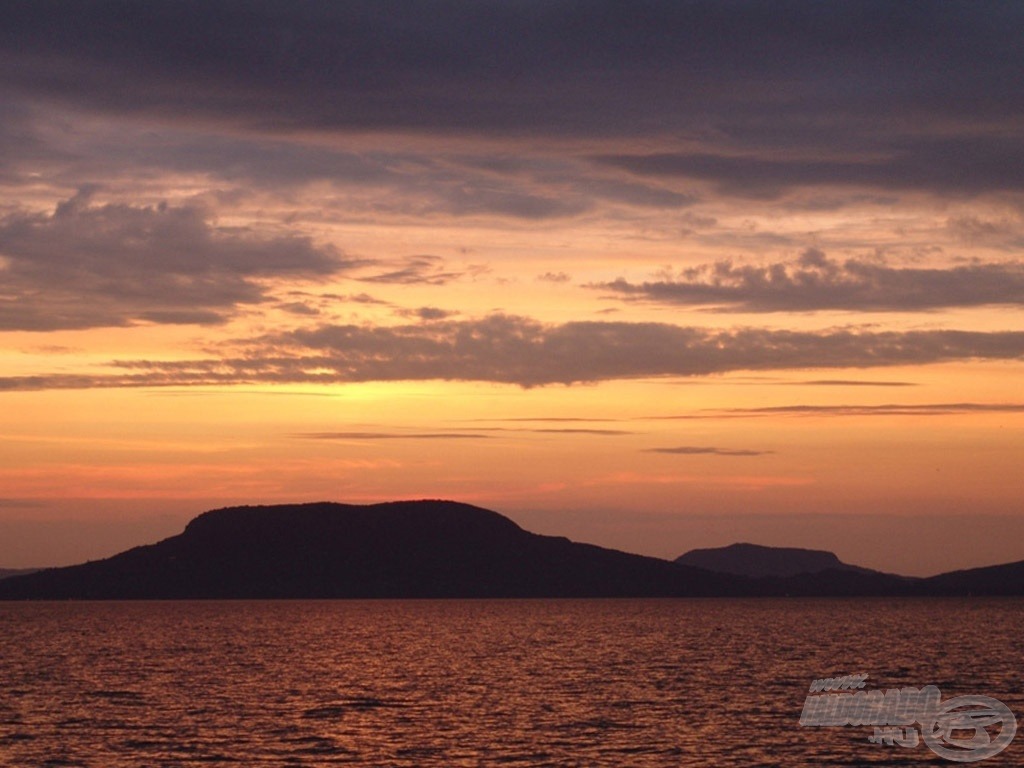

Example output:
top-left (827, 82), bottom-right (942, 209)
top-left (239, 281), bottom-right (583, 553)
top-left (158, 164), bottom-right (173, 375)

top-left (0, 501), bottom-right (745, 600)
top-left (0, 502), bottom-right (1020, 599)
top-left (0, 568), bottom-right (40, 580)
top-left (918, 559), bottom-right (1024, 596)
top-left (674, 542), bottom-right (884, 578)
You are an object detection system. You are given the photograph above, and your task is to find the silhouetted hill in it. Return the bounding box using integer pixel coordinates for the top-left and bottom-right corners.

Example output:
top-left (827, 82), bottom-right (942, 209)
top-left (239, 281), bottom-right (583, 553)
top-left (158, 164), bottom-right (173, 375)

top-left (919, 559), bottom-right (1024, 596)
top-left (0, 502), bottom-right (1020, 599)
top-left (675, 542), bottom-right (883, 578)
top-left (0, 568), bottom-right (40, 580)
top-left (0, 501), bottom-right (745, 599)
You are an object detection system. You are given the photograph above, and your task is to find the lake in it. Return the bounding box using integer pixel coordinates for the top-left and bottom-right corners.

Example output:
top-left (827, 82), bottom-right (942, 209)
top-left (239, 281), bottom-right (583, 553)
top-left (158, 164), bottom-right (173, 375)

top-left (1, 599), bottom-right (1021, 766)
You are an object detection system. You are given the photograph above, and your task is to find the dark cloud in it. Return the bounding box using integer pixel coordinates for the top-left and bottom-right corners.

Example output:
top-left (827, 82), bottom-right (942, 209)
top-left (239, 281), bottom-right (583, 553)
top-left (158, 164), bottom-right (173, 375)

top-left (645, 446), bottom-right (771, 456)
top-left (0, 190), bottom-right (354, 330)
top-left (537, 272), bottom-right (572, 283)
top-left (469, 427), bottom-right (632, 436)
top-left (580, 178), bottom-right (697, 209)
top-left (90, 136), bottom-right (603, 220)
top-left (597, 250), bottom-right (1024, 312)
top-left (2, 2), bottom-right (1019, 131)
top-left (946, 215), bottom-right (1024, 248)
top-left (0, 2), bottom-right (1021, 199)
top-left (394, 307), bottom-right (459, 322)
top-left (359, 255), bottom-right (470, 286)
top-left (1, 316), bottom-right (1023, 391)
top-left (0, 102), bottom-right (51, 181)
top-left (594, 137), bottom-right (1024, 197)
top-left (345, 293), bottom-right (391, 305)
top-left (430, 183), bottom-right (590, 220)
top-left (32, 130), bottom-right (599, 221)
top-left (278, 301), bottom-right (321, 317)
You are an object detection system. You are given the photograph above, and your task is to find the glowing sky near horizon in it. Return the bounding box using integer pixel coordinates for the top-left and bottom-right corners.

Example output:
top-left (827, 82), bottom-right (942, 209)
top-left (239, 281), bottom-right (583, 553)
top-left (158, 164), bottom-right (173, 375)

top-left (1, 1), bottom-right (1023, 575)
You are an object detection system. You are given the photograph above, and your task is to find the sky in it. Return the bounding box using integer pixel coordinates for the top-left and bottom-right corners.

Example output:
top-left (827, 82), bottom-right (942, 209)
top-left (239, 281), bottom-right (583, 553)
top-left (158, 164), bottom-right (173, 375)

top-left (1, 1), bottom-right (1023, 576)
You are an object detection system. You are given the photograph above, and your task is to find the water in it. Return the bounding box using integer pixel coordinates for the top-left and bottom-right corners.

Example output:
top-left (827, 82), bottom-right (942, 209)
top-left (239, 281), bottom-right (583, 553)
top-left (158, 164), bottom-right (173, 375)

top-left (1, 599), bottom-right (1021, 766)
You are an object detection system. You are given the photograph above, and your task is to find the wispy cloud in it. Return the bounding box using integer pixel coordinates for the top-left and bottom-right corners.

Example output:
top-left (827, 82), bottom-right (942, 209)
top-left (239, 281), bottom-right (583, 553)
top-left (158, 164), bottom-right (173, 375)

top-left (472, 427), bottom-right (633, 436)
top-left (644, 446), bottom-right (772, 456)
top-left (794, 379), bottom-right (918, 387)
top-left (394, 307), bottom-right (459, 321)
top-left (596, 249), bottom-right (1024, 312)
top-left (293, 432), bottom-right (492, 441)
top-left (651, 403), bottom-right (1024, 419)
top-left (727, 403), bottom-right (1024, 417)
top-left (595, 137), bottom-right (1024, 197)
top-left (536, 272), bottom-right (572, 283)
top-left (523, 428), bottom-right (630, 435)
top-left (464, 417), bottom-right (622, 423)
top-left (2, 315), bottom-right (1023, 391)
top-left (358, 255), bottom-right (477, 286)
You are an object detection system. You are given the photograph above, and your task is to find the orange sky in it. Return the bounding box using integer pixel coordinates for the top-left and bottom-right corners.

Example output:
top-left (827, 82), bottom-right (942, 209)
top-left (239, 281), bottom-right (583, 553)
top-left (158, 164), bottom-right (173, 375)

top-left (1, 3), bottom-right (1023, 575)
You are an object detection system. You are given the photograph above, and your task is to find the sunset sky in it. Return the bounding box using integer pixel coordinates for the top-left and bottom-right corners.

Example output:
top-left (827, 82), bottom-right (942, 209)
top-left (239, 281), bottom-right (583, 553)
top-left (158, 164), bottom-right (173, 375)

top-left (1, 1), bottom-right (1022, 575)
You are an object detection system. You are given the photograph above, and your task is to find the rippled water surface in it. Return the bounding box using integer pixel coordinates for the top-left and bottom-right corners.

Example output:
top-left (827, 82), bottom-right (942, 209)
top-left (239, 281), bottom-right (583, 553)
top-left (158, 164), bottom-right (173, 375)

top-left (1, 599), bottom-right (1022, 766)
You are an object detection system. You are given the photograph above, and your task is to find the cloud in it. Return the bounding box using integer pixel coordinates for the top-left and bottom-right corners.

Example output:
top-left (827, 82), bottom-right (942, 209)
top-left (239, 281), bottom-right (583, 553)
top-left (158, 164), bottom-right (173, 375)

top-left (596, 249), bottom-right (1024, 312)
top-left (345, 293), bottom-right (391, 305)
top-left (471, 427), bottom-right (632, 436)
top-left (594, 138), bottom-right (1024, 197)
top-left (297, 426), bottom-right (630, 439)
top-left (394, 307), bottom-right (459, 321)
top-left (2, 4), bottom-right (1020, 135)
top-left (0, 2), bottom-right (1020, 209)
top-left (430, 182), bottom-right (590, 220)
top-left (946, 215), bottom-right (1024, 248)
top-left (472, 417), bottom-right (622, 423)
top-left (524, 428), bottom-right (630, 436)
top-left (795, 380), bottom-right (917, 387)
top-left (358, 255), bottom-right (469, 286)
top-left (651, 403), bottom-right (1024, 419)
top-left (278, 301), bottom-right (321, 317)
top-left (645, 446), bottom-right (771, 456)
top-left (0, 190), bottom-right (355, 330)
top-left (2, 315), bottom-right (1023, 391)
top-left (719, 403), bottom-right (1024, 418)
top-left (293, 432), bottom-right (491, 440)
top-left (537, 272), bottom-right (572, 283)
top-left (70, 133), bottom-right (605, 221)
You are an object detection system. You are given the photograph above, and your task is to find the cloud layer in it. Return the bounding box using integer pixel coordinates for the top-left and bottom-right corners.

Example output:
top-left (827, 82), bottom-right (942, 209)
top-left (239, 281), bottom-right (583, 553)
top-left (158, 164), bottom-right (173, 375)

top-left (2, 2), bottom-right (1022, 201)
top-left (2, 315), bottom-right (1022, 390)
top-left (598, 249), bottom-right (1024, 312)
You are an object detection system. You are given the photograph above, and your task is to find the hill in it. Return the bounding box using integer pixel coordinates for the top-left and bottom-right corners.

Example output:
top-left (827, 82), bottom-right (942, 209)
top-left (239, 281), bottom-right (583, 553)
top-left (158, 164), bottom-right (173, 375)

top-left (0, 568), bottom-right (40, 580)
top-left (919, 559), bottom-right (1024, 596)
top-left (0, 500), bottom-right (744, 599)
top-left (0, 501), bottom-right (1020, 599)
top-left (674, 542), bottom-right (884, 578)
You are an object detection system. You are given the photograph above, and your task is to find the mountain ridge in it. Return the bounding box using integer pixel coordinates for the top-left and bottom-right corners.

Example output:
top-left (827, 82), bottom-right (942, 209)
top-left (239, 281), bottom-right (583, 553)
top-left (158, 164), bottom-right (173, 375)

top-left (0, 500), bottom-right (745, 599)
top-left (0, 501), bottom-right (1020, 599)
